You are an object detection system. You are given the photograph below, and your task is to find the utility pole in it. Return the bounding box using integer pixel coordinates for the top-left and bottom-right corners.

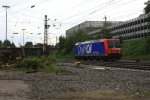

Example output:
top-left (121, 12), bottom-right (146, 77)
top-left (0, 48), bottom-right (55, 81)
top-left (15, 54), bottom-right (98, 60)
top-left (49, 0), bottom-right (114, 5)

top-left (22, 29), bottom-right (26, 46)
top-left (43, 15), bottom-right (50, 53)
top-left (104, 15), bottom-right (107, 22)
top-left (44, 15), bottom-right (48, 46)
top-left (22, 29), bottom-right (26, 57)
top-left (2, 5), bottom-right (10, 40)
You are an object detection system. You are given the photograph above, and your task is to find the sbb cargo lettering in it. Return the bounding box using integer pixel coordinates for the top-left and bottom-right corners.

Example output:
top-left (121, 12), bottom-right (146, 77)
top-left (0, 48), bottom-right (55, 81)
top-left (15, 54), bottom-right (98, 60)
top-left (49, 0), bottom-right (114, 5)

top-left (78, 44), bottom-right (92, 54)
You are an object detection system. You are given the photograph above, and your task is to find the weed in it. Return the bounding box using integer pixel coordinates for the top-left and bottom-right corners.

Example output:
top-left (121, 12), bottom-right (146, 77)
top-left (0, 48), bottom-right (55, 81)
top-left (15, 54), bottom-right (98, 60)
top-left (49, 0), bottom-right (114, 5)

top-left (122, 37), bottom-right (150, 60)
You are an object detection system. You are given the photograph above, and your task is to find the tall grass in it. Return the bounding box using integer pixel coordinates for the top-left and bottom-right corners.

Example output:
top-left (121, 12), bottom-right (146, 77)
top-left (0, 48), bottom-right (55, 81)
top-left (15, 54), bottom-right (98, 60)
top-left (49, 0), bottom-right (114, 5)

top-left (12, 53), bottom-right (62, 72)
top-left (55, 49), bottom-right (74, 60)
top-left (122, 37), bottom-right (150, 60)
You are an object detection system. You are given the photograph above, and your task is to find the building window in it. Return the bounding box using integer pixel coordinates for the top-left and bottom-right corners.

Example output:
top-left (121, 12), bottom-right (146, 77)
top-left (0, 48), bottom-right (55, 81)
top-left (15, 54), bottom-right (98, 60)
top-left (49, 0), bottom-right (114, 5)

top-left (141, 19), bottom-right (144, 23)
top-left (138, 20), bottom-right (140, 24)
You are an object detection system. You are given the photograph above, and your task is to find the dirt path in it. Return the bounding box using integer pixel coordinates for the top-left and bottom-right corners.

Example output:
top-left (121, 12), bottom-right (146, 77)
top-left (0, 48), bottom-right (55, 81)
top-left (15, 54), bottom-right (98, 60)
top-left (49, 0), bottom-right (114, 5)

top-left (0, 80), bottom-right (30, 100)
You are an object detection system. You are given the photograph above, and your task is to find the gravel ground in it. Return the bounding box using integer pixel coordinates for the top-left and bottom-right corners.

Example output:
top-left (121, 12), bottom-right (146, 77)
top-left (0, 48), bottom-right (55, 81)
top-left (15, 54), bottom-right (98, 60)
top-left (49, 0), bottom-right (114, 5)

top-left (0, 62), bottom-right (150, 100)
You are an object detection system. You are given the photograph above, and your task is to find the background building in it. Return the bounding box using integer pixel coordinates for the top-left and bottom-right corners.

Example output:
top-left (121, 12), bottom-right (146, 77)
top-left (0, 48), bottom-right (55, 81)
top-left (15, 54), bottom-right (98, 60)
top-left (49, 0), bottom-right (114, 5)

top-left (88, 14), bottom-right (150, 40)
top-left (66, 21), bottom-right (120, 36)
top-left (110, 14), bottom-right (149, 40)
top-left (66, 14), bottom-right (150, 41)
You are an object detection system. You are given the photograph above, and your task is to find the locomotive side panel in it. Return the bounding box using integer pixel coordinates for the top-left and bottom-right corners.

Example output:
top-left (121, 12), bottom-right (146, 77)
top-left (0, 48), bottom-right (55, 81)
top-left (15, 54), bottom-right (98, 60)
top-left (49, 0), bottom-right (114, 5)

top-left (74, 41), bottom-right (105, 59)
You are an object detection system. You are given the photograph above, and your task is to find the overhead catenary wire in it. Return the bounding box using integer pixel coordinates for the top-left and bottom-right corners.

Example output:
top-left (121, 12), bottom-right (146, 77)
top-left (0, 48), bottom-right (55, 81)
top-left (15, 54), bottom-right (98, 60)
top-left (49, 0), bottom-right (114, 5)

top-left (87, 7), bottom-right (143, 21)
top-left (109, 9), bottom-right (143, 21)
top-left (0, 0), bottom-right (27, 12)
top-left (60, 7), bottom-right (143, 26)
top-left (60, 0), bottom-right (140, 22)
top-left (53, 0), bottom-right (91, 18)
top-left (10, 0), bottom-right (29, 8)
top-left (59, 0), bottom-right (117, 21)
top-left (61, 0), bottom-right (141, 28)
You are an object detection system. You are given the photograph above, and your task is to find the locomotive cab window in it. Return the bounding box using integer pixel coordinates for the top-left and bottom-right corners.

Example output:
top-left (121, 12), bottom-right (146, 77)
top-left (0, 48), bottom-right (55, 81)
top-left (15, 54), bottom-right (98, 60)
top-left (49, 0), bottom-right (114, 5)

top-left (108, 40), bottom-right (121, 48)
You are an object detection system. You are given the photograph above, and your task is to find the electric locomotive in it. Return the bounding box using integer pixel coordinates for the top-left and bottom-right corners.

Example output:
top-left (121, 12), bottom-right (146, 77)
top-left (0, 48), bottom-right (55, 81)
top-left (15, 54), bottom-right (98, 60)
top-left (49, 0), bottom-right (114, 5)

top-left (74, 38), bottom-right (122, 61)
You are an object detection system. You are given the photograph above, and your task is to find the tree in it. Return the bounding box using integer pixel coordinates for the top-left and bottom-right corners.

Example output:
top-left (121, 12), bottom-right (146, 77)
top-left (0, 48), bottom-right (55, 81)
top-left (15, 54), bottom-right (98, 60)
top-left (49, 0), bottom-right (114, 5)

top-left (58, 36), bottom-right (65, 51)
top-left (57, 29), bottom-right (93, 54)
top-left (3, 40), bottom-right (12, 48)
top-left (119, 36), bottom-right (123, 44)
top-left (74, 29), bottom-right (91, 43)
top-left (65, 30), bottom-right (92, 53)
top-left (11, 42), bottom-right (16, 48)
top-left (144, 3), bottom-right (150, 14)
top-left (0, 40), bottom-right (2, 47)
top-left (64, 35), bottom-right (74, 54)
top-left (34, 43), bottom-right (43, 48)
top-left (99, 22), bottom-right (112, 39)
top-left (25, 42), bottom-right (33, 47)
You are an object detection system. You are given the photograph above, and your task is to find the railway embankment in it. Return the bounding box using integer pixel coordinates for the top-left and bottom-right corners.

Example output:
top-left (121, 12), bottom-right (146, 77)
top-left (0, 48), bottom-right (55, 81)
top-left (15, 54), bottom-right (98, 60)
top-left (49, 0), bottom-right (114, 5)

top-left (122, 37), bottom-right (150, 61)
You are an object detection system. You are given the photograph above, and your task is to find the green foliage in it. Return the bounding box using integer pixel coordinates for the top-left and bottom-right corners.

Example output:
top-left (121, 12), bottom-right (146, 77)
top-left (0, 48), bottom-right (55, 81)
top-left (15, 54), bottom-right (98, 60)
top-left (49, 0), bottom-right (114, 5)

top-left (15, 58), bottom-right (41, 70)
top-left (39, 54), bottom-right (62, 73)
top-left (43, 64), bottom-right (62, 73)
top-left (98, 21), bottom-right (112, 39)
top-left (0, 40), bottom-right (2, 47)
top-left (0, 54), bottom-right (4, 65)
top-left (11, 42), bottom-right (16, 48)
top-left (58, 36), bottom-right (65, 51)
top-left (3, 40), bottom-right (14, 48)
top-left (58, 29), bottom-right (93, 54)
top-left (143, 91), bottom-right (150, 97)
top-left (13, 53), bottom-right (60, 72)
top-left (64, 34), bottom-right (74, 54)
top-left (25, 42), bottom-right (33, 47)
top-left (99, 28), bottom-right (112, 39)
top-left (144, 4), bottom-right (150, 14)
top-left (55, 50), bottom-right (74, 60)
top-left (34, 43), bottom-right (43, 48)
top-left (119, 36), bottom-right (123, 44)
top-left (1, 40), bottom-right (16, 48)
top-left (73, 29), bottom-right (91, 43)
top-left (47, 53), bottom-right (57, 64)
top-left (122, 37), bottom-right (150, 60)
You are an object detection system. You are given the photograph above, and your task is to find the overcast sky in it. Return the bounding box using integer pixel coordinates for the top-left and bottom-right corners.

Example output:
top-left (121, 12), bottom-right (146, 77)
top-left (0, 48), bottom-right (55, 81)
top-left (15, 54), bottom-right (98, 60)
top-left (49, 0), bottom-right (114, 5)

top-left (0, 0), bottom-right (148, 46)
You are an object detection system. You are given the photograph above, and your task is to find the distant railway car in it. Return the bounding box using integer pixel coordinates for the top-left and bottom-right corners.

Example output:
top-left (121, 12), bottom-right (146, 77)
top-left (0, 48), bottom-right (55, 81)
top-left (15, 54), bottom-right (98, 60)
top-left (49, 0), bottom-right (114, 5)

top-left (74, 39), bottom-right (122, 61)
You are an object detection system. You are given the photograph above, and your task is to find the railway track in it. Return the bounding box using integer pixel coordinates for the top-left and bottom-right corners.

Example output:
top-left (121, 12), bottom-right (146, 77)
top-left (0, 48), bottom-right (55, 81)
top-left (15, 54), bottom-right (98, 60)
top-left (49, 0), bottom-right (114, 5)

top-left (63, 59), bottom-right (150, 71)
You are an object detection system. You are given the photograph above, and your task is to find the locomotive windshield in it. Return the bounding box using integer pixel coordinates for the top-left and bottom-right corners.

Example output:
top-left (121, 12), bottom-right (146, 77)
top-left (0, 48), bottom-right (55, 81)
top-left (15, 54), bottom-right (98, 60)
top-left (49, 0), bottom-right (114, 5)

top-left (108, 40), bottom-right (121, 48)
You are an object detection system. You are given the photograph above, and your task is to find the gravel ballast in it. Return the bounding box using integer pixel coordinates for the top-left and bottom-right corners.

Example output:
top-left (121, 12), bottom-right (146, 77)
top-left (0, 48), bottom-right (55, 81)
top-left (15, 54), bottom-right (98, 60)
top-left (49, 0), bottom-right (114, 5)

top-left (0, 62), bottom-right (150, 100)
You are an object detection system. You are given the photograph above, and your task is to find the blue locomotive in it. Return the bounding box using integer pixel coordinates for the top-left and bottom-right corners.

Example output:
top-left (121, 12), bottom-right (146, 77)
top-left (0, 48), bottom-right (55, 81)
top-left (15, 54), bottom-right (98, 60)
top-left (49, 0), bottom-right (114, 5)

top-left (74, 39), bottom-right (122, 61)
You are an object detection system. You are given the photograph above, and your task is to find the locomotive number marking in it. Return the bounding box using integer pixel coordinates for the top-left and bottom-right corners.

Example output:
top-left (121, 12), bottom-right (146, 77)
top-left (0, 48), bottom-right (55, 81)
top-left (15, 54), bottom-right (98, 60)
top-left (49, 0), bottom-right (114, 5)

top-left (78, 44), bottom-right (92, 54)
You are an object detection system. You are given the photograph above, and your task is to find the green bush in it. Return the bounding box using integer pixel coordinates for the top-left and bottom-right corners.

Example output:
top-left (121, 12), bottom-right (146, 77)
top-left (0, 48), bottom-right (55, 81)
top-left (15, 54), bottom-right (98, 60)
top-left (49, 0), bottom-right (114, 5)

top-left (1, 55), bottom-right (63, 73)
top-left (14, 54), bottom-right (60, 72)
top-left (48, 54), bottom-right (57, 64)
top-left (15, 58), bottom-right (42, 70)
top-left (0, 54), bottom-right (4, 65)
top-left (122, 37), bottom-right (150, 60)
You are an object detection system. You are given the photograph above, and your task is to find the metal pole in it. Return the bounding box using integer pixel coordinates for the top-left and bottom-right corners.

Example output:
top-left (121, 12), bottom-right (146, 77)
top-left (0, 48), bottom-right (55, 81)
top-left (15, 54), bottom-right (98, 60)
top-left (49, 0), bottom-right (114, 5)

top-left (6, 8), bottom-right (7, 40)
top-left (22, 29), bottom-right (26, 46)
top-left (2, 5), bottom-right (10, 40)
